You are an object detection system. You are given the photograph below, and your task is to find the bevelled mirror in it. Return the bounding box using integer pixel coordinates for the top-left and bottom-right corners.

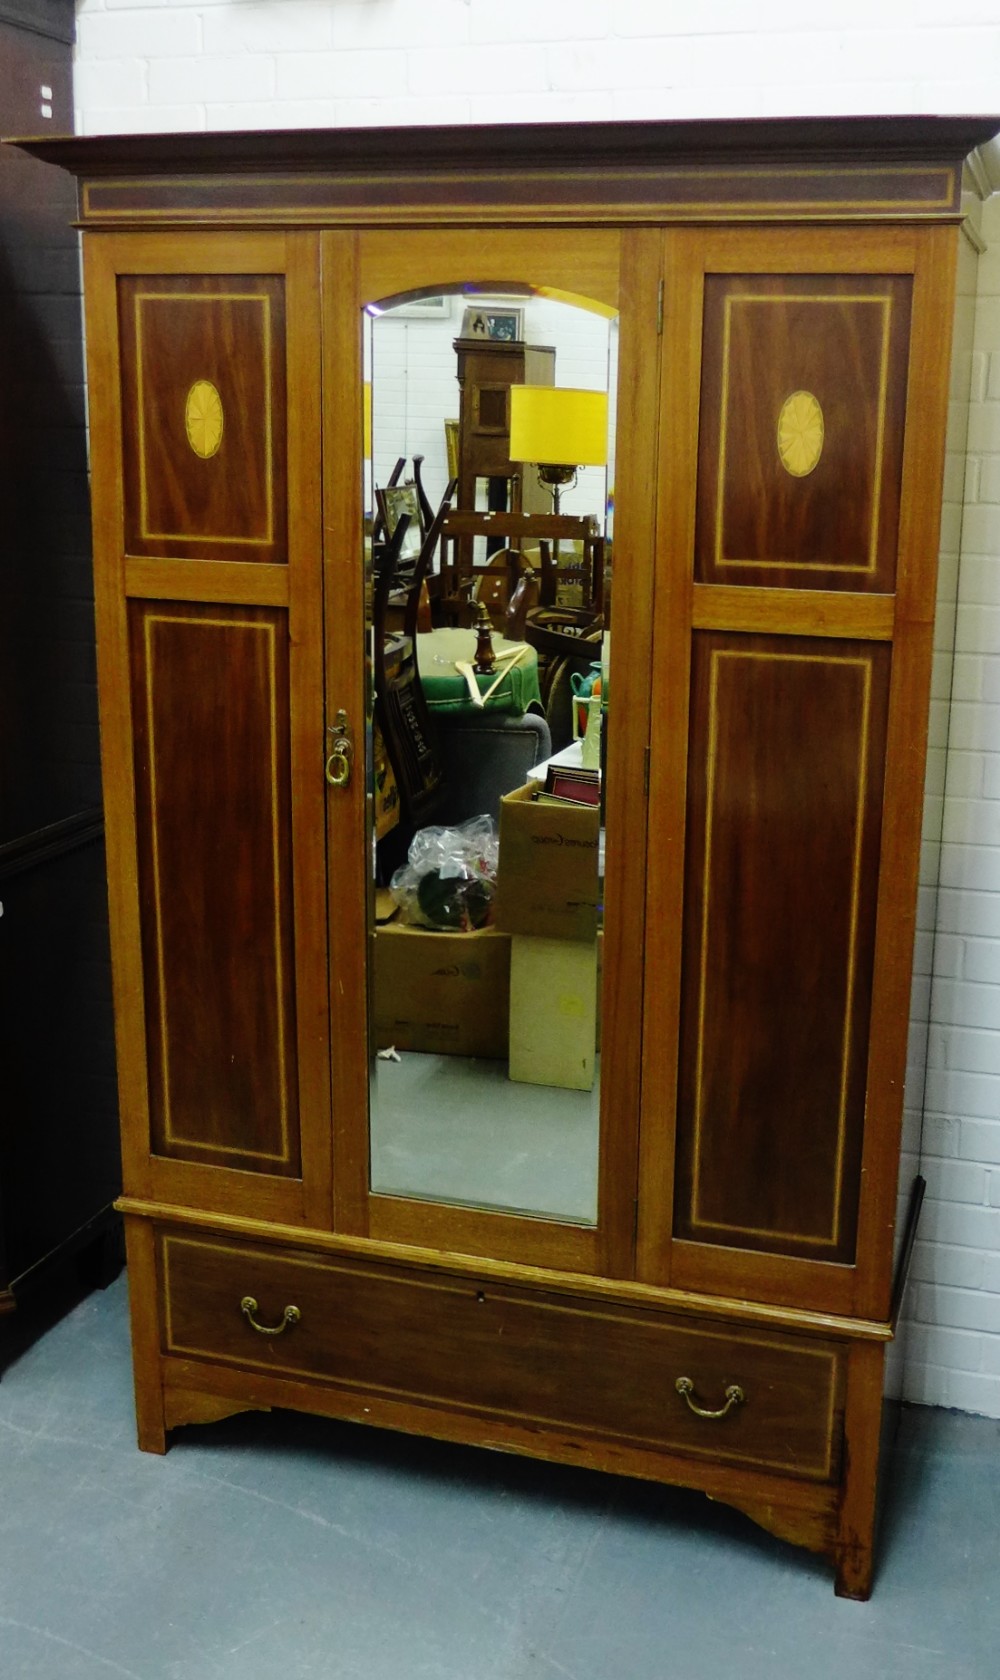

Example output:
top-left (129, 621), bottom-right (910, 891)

top-left (364, 282), bottom-right (617, 1225)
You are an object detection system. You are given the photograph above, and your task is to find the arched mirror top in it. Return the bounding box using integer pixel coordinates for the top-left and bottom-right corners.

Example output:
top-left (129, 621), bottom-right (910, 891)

top-left (364, 282), bottom-right (618, 540)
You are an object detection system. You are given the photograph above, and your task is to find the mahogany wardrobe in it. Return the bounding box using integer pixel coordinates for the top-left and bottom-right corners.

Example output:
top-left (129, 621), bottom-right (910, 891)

top-left (13, 115), bottom-right (997, 1596)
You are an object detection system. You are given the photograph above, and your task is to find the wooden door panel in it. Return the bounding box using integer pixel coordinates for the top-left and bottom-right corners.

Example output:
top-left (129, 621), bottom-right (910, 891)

top-left (639, 227), bottom-right (956, 1311)
top-left (673, 634), bottom-right (890, 1264)
top-left (129, 602), bottom-right (301, 1175)
top-left (695, 275), bottom-right (912, 593)
top-left (83, 232), bottom-right (328, 1224)
top-left (118, 275), bottom-right (288, 563)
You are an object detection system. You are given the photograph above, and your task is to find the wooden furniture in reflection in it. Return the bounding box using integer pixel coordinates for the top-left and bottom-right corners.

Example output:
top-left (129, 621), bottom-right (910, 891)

top-left (522, 605), bottom-right (605, 748)
top-left (370, 454), bottom-right (404, 545)
top-left (372, 454), bottom-right (435, 557)
top-left (534, 533), bottom-right (605, 612)
top-left (453, 336), bottom-right (554, 516)
top-left (436, 510), bottom-right (604, 627)
top-left (372, 481), bottom-right (458, 844)
top-left (20, 114), bottom-right (997, 1598)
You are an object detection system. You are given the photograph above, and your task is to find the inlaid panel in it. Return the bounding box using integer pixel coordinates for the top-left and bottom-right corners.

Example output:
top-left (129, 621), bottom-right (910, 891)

top-left (118, 276), bottom-right (287, 562)
top-left (695, 276), bottom-right (912, 592)
top-left (673, 634), bottom-right (891, 1263)
top-left (129, 603), bottom-right (300, 1174)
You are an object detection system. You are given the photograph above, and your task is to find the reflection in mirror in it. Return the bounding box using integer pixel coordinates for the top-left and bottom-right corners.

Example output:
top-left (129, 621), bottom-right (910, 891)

top-left (365, 286), bottom-right (617, 1225)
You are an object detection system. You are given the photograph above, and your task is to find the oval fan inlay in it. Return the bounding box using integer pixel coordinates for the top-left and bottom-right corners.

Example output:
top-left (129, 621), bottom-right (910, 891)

top-left (185, 380), bottom-right (224, 459)
top-left (777, 390), bottom-right (824, 478)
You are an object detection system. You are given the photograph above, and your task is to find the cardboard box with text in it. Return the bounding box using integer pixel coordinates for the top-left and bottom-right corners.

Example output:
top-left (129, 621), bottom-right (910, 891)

top-left (493, 781), bottom-right (600, 942)
top-left (373, 922), bottom-right (510, 1059)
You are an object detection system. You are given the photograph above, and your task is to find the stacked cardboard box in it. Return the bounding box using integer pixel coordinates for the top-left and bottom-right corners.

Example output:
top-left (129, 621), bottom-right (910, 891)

top-left (494, 783), bottom-right (601, 1090)
top-left (373, 922), bottom-right (510, 1060)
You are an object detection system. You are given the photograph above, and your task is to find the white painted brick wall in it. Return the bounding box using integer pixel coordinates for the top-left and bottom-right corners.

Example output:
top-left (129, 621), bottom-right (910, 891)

top-left (907, 188), bottom-right (1000, 1420)
top-left (886, 217), bottom-right (980, 1406)
top-left (69, 1), bottom-right (1000, 1417)
top-left (72, 2), bottom-right (1000, 132)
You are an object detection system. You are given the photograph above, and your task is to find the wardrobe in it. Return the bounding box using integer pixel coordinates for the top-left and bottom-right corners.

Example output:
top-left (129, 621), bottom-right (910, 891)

top-left (12, 115), bottom-right (996, 1596)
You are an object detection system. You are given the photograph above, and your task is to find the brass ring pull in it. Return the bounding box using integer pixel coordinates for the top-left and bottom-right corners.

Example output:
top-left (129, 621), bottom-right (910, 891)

top-left (675, 1375), bottom-right (745, 1420)
top-left (240, 1295), bottom-right (301, 1336)
top-left (325, 709), bottom-right (353, 787)
top-left (325, 747), bottom-right (351, 787)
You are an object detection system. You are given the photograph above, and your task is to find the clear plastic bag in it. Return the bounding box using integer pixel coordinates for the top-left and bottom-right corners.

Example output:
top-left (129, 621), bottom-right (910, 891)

top-left (389, 814), bottom-right (499, 930)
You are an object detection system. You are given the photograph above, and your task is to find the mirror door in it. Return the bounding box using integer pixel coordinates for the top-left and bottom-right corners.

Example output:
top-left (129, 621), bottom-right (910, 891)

top-left (323, 229), bottom-right (661, 1275)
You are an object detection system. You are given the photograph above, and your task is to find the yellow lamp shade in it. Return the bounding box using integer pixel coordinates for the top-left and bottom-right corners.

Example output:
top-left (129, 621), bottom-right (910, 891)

top-left (509, 385), bottom-right (608, 469)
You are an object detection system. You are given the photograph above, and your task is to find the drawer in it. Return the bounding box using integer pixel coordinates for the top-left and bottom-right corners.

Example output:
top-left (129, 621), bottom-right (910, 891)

top-left (159, 1231), bottom-right (846, 1482)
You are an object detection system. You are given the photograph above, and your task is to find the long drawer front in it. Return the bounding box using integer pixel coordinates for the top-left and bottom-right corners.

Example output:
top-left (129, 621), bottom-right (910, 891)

top-left (159, 1230), bottom-right (847, 1482)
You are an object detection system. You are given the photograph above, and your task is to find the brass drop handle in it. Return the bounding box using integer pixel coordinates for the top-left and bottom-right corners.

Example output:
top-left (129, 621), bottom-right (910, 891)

top-left (675, 1375), bottom-right (745, 1420)
top-left (325, 708), bottom-right (353, 788)
top-left (240, 1295), bottom-right (301, 1336)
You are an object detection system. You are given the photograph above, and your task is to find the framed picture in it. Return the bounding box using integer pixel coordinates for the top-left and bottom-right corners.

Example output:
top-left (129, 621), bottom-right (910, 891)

top-left (379, 482), bottom-right (423, 567)
top-left (460, 304), bottom-right (524, 343)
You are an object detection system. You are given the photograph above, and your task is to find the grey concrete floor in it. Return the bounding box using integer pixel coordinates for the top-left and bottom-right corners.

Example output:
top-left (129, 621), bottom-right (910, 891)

top-left (1, 1273), bottom-right (998, 1680)
top-left (371, 1051), bottom-right (600, 1222)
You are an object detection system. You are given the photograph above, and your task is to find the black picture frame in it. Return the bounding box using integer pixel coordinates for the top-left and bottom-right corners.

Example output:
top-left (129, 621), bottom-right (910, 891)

top-left (460, 304), bottom-right (524, 342)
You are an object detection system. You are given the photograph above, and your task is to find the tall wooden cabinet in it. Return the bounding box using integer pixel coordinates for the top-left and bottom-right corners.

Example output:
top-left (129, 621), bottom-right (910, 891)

top-left (453, 334), bottom-right (554, 513)
top-left (13, 116), bottom-right (996, 1596)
